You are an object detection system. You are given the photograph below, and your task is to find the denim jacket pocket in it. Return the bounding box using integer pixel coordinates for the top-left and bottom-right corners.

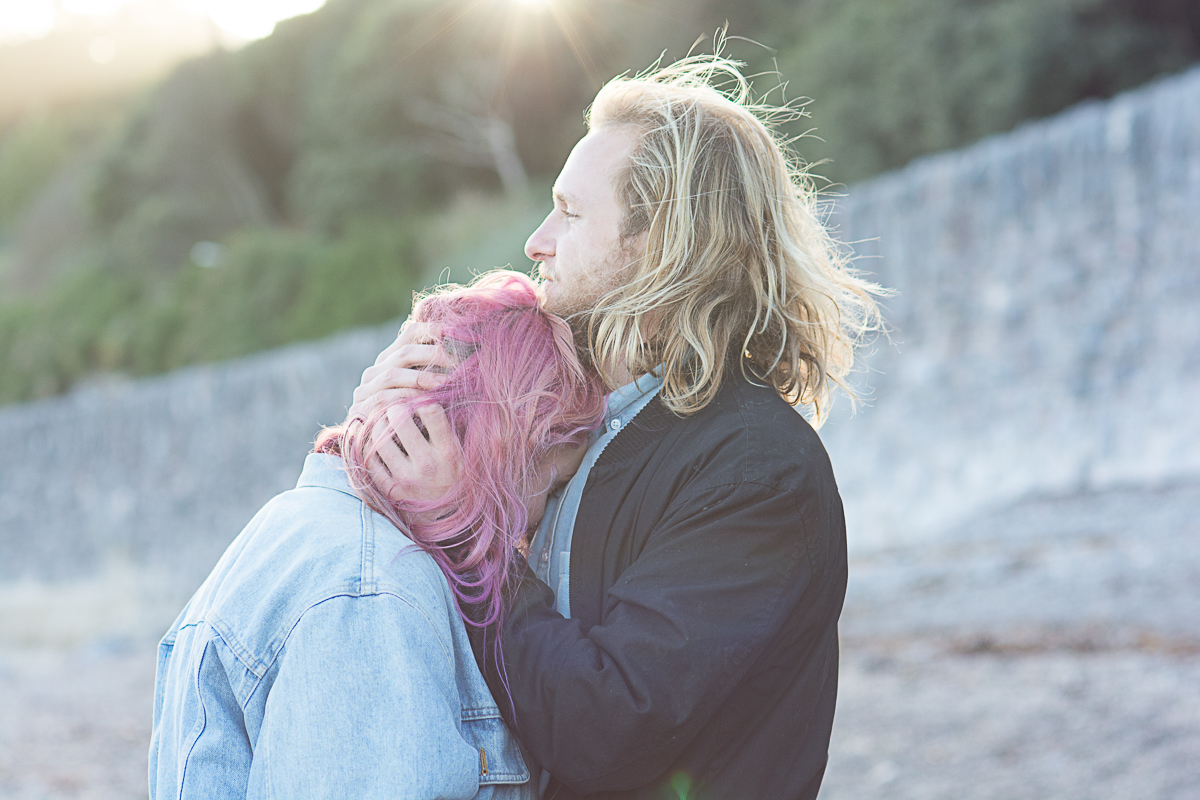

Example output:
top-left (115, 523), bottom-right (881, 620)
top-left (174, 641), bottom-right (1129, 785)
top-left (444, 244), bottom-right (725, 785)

top-left (460, 707), bottom-right (530, 786)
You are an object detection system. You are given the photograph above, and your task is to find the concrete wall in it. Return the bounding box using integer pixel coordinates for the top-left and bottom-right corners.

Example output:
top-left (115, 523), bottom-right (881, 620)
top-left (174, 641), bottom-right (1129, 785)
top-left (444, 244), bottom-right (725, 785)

top-left (820, 64), bottom-right (1200, 548)
top-left (0, 326), bottom-right (396, 588)
top-left (2, 65), bottom-right (1198, 583)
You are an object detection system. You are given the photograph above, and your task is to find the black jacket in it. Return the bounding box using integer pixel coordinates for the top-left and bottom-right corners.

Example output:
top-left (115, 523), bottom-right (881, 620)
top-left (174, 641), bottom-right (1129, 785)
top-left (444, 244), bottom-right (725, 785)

top-left (482, 376), bottom-right (847, 800)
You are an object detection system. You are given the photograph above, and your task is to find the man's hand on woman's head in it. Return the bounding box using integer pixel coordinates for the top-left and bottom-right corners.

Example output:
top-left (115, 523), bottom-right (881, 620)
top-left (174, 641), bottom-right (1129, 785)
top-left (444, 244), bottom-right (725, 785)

top-left (361, 402), bottom-right (459, 514)
top-left (350, 322), bottom-right (452, 419)
top-left (351, 321), bottom-right (462, 520)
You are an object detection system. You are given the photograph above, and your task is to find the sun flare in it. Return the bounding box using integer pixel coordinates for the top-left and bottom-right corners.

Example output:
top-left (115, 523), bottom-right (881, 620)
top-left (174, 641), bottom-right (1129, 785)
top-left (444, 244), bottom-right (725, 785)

top-left (0, 0), bottom-right (328, 45)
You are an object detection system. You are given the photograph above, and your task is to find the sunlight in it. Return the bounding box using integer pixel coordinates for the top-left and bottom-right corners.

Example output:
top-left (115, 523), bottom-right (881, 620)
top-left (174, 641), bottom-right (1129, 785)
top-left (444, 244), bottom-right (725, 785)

top-left (0, 0), bottom-right (327, 45)
top-left (176, 0), bottom-right (325, 40)
top-left (0, 1), bottom-right (56, 43)
top-left (513, 0), bottom-right (552, 8)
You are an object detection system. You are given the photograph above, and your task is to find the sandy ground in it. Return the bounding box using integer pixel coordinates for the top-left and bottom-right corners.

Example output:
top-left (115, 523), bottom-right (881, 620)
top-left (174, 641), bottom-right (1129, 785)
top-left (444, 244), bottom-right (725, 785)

top-left (2, 483), bottom-right (1197, 799)
top-left (0, 644), bottom-right (154, 800)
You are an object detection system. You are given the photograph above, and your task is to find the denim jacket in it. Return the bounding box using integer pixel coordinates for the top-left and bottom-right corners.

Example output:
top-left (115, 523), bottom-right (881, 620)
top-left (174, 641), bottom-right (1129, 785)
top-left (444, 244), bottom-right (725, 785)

top-left (149, 453), bottom-right (534, 800)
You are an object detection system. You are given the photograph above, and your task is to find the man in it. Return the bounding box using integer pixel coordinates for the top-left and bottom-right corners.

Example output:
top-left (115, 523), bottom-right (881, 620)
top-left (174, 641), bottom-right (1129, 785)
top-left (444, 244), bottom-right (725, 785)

top-left (355, 54), bottom-right (884, 800)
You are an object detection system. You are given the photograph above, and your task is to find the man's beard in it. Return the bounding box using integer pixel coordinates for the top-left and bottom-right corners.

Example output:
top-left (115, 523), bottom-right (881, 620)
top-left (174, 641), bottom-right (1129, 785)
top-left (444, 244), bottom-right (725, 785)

top-left (552, 252), bottom-right (636, 369)
top-left (538, 234), bottom-right (648, 383)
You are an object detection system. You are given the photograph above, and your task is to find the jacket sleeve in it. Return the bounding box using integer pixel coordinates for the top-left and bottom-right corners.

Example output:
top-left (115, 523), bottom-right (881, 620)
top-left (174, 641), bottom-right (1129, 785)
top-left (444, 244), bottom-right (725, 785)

top-left (486, 479), bottom-right (836, 794)
top-left (254, 593), bottom-right (482, 799)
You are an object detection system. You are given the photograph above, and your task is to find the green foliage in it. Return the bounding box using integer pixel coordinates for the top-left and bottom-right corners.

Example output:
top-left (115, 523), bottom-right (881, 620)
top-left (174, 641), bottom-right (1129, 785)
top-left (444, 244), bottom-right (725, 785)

top-left (0, 265), bottom-right (142, 401)
top-left (0, 220), bottom-right (422, 405)
top-left (0, 102), bottom-right (122, 228)
top-left (88, 53), bottom-right (276, 273)
top-left (78, 0), bottom-right (1200, 259)
top-left (288, 144), bottom-right (429, 233)
top-left (2, 0), bottom-right (1199, 406)
top-left (0, 119), bottom-right (76, 228)
top-left (772, 0), bottom-right (1200, 184)
top-left (164, 220), bottom-right (421, 367)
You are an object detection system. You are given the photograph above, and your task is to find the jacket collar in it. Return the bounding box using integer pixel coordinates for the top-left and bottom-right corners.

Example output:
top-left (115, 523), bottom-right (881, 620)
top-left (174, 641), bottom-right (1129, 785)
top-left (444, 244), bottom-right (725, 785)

top-left (294, 452), bottom-right (360, 500)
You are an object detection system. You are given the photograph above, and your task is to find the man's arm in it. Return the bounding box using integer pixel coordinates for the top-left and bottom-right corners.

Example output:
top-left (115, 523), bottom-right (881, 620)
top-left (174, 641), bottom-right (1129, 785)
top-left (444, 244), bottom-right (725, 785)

top-left (483, 480), bottom-right (842, 794)
top-left (252, 593), bottom-right (483, 799)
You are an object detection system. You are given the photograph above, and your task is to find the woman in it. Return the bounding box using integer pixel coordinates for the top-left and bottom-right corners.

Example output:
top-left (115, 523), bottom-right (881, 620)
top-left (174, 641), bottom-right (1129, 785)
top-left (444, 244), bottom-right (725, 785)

top-left (149, 272), bottom-right (606, 799)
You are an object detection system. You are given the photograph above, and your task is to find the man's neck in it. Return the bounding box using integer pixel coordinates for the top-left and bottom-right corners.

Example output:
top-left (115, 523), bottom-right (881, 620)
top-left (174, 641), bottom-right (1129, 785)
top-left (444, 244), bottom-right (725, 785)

top-left (580, 344), bottom-right (636, 390)
top-left (606, 361), bottom-right (637, 390)
top-left (576, 311), bottom-right (657, 391)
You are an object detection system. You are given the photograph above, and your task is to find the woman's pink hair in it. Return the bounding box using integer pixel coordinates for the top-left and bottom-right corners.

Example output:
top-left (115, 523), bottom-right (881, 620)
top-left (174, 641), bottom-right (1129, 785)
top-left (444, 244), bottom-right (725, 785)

top-left (315, 271), bottom-right (605, 633)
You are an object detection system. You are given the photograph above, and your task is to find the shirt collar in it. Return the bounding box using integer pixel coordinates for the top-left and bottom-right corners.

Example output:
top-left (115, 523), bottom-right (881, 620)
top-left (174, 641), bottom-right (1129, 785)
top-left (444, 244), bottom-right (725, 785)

top-left (604, 370), bottom-right (665, 426)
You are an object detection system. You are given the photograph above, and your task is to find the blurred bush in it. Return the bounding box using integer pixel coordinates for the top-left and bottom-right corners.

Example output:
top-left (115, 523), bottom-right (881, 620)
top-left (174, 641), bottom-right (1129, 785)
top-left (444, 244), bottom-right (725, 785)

top-left (772, 0), bottom-right (1200, 184)
top-left (0, 116), bottom-right (82, 228)
top-left (1, 0), bottom-right (1197, 405)
top-left (0, 220), bottom-right (421, 404)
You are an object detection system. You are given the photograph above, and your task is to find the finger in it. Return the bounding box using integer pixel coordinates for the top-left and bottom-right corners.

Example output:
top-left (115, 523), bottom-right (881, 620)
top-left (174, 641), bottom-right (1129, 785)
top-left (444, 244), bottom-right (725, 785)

top-left (352, 323), bottom-right (448, 411)
top-left (399, 321), bottom-right (440, 347)
top-left (362, 344), bottom-right (447, 387)
top-left (365, 450), bottom-right (392, 484)
top-left (357, 343), bottom-right (454, 395)
top-left (371, 333), bottom-right (408, 368)
top-left (349, 387), bottom-right (423, 421)
top-left (366, 410), bottom-right (403, 457)
top-left (373, 321), bottom-right (440, 366)
top-left (352, 365), bottom-right (447, 406)
top-left (388, 404), bottom-right (432, 462)
top-left (382, 343), bottom-right (452, 372)
top-left (375, 323), bottom-right (443, 366)
top-left (368, 414), bottom-right (412, 502)
top-left (413, 403), bottom-right (454, 455)
top-left (366, 449), bottom-right (402, 503)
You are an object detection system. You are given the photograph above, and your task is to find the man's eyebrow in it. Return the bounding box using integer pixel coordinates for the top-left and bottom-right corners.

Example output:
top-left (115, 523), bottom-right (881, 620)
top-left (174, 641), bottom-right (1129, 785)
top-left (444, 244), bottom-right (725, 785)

top-left (554, 189), bottom-right (582, 209)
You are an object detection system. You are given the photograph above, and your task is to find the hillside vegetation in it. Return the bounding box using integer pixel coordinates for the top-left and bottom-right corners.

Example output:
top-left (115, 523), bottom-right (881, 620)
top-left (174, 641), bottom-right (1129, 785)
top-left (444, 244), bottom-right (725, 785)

top-left (1, 0), bottom-right (1197, 405)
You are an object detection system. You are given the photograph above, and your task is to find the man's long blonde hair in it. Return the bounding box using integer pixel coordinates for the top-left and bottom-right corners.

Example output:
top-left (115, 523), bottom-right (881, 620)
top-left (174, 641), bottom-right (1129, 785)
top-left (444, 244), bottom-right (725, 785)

top-left (584, 54), bottom-right (886, 425)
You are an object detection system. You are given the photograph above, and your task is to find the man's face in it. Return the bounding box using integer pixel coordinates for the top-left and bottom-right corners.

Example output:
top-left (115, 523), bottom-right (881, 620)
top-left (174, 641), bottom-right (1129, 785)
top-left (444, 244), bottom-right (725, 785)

top-left (525, 126), bottom-right (643, 320)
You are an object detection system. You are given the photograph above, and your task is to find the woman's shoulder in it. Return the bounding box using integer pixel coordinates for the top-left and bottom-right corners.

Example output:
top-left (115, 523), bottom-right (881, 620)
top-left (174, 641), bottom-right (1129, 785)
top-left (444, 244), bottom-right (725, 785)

top-left (182, 456), bottom-right (447, 640)
top-left (268, 453), bottom-right (452, 606)
top-left (169, 457), bottom-right (467, 683)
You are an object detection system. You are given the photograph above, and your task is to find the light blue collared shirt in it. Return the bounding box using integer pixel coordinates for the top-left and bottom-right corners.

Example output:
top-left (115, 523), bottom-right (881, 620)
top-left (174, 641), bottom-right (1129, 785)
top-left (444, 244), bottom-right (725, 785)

top-left (527, 372), bottom-right (664, 618)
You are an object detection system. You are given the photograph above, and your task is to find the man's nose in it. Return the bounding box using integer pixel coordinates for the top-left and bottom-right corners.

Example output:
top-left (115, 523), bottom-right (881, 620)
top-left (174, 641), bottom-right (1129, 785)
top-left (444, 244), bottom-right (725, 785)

top-left (525, 214), bottom-right (555, 262)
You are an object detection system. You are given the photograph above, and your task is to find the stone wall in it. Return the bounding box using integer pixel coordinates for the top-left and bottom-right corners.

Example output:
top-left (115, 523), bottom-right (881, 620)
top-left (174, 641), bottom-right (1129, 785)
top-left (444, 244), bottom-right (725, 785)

top-left (820, 64), bottom-right (1200, 548)
top-left (2, 65), bottom-right (1198, 582)
top-left (0, 326), bottom-right (396, 587)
